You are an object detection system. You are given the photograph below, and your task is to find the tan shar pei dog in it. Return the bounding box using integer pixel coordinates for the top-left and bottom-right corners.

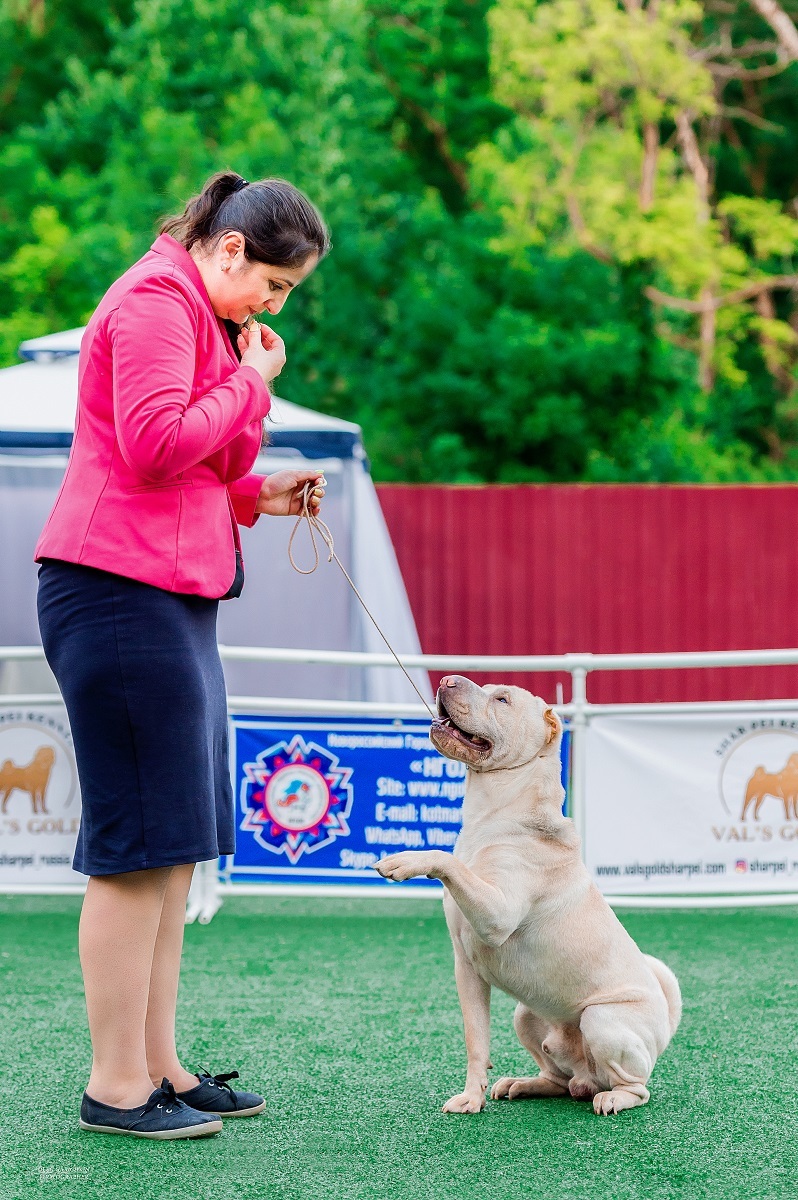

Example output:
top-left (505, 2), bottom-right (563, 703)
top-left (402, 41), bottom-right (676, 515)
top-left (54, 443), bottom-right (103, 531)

top-left (375, 676), bottom-right (681, 1117)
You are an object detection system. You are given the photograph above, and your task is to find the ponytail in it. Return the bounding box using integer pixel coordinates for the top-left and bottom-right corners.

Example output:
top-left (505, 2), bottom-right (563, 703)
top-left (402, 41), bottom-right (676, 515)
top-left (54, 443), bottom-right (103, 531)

top-left (160, 170), bottom-right (330, 267)
top-left (161, 171), bottom-right (244, 251)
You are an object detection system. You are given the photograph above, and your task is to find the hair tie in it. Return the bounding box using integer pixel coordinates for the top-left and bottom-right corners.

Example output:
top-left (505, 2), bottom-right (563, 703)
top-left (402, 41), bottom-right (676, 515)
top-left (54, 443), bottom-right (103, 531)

top-left (233, 177), bottom-right (249, 192)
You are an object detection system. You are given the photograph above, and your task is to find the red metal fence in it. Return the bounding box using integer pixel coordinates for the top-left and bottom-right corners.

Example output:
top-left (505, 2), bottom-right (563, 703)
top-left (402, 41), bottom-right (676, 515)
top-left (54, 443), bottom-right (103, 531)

top-left (375, 484), bottom-right (798, 704)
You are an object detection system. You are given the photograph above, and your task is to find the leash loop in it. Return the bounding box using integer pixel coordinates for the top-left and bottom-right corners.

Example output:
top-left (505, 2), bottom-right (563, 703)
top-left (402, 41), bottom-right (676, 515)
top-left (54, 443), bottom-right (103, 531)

top-left (286, 492), bottom-right (334, 575)
top-left (288, 482), bottom-right (437, 720)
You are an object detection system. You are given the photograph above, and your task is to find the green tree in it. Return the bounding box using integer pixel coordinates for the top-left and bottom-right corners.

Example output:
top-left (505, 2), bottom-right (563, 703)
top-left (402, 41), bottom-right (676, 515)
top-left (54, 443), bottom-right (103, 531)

top-left (471, 0), bottom-right (798, 476)
top-left (365, 0), bottom-right (508, 211)
top-left (2, 0), bottom-right (798, 483)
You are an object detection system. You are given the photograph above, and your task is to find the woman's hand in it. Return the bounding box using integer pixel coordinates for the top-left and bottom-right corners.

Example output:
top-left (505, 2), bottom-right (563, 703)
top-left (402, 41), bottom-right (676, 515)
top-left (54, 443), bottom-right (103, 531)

top-left (256, 470), bottom-right (326, 517)
top-left (238, 320), bottom-right (286, 386)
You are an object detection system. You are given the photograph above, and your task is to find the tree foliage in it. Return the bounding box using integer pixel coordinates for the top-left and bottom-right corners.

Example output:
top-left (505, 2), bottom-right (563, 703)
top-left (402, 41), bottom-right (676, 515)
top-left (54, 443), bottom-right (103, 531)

top-left (1, 0), bottom-right (798, 481)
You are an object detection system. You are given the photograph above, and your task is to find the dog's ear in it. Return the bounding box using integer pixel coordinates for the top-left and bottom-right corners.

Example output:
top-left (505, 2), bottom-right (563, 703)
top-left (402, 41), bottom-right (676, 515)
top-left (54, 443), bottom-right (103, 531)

top-left (543, 707), bottom-right (559, 745)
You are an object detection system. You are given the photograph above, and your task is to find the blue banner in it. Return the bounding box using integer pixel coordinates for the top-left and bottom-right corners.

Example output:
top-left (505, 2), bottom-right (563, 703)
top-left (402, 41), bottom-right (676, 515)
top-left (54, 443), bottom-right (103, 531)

top-left (225, 714), bottom-right (570, 889)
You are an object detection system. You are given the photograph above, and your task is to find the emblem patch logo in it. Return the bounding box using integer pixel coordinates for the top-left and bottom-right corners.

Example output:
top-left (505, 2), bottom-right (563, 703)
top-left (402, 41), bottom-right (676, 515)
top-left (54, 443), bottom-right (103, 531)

top-left (0, 712), bottom-right (77, 823)
top-left (240, 735), bottom-right (353, 862)
top-left (718, 727), bottom-right (798, 820)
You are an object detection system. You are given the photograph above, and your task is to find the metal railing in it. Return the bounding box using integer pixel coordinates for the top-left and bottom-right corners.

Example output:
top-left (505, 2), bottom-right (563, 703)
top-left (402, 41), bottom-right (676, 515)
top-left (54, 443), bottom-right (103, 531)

top-left (3, 643), bottom-right (798, 916)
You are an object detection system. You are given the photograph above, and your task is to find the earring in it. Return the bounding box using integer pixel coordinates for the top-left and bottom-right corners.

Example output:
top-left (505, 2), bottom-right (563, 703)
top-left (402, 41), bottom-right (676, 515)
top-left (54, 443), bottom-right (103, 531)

top-left (222, 263), bottom-right (230, 272)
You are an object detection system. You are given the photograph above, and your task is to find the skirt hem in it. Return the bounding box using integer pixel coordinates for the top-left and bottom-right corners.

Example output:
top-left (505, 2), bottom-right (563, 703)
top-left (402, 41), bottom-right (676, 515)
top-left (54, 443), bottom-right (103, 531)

top-left (73, 848), bottom-right (233, 878)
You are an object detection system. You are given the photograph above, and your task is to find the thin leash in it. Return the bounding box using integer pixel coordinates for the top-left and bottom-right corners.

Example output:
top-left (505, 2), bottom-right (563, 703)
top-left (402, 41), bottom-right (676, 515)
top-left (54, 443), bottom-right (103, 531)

top-left (287, 481), bottom-right (438, 721)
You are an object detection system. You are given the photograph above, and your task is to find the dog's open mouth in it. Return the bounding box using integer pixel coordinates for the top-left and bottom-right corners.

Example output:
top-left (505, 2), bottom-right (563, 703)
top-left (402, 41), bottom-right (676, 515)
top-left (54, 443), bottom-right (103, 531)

top-left (431, 695), bottom-right (491, 752)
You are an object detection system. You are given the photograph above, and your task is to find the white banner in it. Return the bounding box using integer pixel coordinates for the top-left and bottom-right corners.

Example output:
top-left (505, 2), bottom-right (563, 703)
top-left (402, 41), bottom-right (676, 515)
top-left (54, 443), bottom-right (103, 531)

top-left (0, 705), bottom-right (85, 886)
top-left (7, 702), bottom-right (798, 896)
top-left (585, 710), bottom-right (798, 893)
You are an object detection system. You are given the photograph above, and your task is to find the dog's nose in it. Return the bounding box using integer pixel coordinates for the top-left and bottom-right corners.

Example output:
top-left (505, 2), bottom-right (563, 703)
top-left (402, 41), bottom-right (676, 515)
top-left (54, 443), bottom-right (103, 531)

top-left (439, 676), bottom-right (459, 689)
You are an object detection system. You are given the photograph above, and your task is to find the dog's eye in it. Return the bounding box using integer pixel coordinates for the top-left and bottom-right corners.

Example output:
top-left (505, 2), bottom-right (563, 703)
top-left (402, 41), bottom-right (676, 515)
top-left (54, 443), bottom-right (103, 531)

top-left (496, 696), bottom-right (509, 704)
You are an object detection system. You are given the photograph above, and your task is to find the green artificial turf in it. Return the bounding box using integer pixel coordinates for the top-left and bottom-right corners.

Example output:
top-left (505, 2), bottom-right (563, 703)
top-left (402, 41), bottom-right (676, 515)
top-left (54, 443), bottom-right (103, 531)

top-left (1, 894), bottom-right (797, 1200)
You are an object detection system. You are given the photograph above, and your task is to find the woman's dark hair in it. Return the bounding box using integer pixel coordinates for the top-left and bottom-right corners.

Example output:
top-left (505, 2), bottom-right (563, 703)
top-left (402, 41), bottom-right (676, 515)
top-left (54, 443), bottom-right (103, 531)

top-left (161, 170), bottom-right (330, 267)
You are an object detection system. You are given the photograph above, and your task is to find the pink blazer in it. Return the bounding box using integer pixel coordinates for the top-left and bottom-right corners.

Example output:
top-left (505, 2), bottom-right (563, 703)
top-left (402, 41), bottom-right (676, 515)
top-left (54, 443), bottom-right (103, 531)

top-left (34, 234), bottom-right (271, 598)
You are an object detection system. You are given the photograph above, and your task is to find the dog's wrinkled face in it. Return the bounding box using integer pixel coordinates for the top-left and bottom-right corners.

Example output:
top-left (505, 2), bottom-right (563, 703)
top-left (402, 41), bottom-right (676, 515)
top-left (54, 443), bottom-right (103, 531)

top-left (430, 676), bottom-right (560, 771)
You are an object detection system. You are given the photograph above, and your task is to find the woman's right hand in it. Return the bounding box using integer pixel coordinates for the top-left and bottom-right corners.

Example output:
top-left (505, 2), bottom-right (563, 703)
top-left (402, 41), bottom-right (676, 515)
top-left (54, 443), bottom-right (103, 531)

top-left (238, 320), bottom-right (286, 386)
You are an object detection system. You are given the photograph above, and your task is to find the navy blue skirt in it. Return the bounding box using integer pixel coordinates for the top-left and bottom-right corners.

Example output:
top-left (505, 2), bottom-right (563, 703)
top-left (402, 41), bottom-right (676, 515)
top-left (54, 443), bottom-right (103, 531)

top-left (36, 559), bottom-right (235, 876)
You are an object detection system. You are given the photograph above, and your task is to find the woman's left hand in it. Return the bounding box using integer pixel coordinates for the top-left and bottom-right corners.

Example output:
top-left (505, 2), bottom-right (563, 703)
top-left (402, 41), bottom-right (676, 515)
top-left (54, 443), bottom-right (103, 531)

top-left (256, 470), bottom-right (326, 517)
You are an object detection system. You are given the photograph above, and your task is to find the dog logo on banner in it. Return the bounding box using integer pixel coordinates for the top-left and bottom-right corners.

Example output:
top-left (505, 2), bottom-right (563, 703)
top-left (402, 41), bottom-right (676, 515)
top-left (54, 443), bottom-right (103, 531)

top-left (717, 726), bottom-right (798, 822)
top-left (741, 753), bottom-right (798, 821)
top-left (240, 736), bottom-right (353, 862)
top-left (0, 712), bottom-right (78, 826)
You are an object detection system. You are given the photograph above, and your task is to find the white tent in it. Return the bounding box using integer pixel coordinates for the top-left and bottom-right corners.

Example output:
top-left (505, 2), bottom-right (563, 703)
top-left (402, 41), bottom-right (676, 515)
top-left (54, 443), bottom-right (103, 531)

top-left (0, 328), bottom-right (430, 704)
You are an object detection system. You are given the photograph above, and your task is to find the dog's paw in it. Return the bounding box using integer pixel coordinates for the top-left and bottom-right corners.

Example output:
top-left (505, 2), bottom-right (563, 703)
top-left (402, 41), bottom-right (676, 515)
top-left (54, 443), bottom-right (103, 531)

top-left (373, 851), bottom-right (440, 882)
top-left (442, 1091), bottom-right (485, 1114)
top-left (592, 1088), bottom-right (646, 1116)
top-left (491, 1075), bottom-right (569, 1100)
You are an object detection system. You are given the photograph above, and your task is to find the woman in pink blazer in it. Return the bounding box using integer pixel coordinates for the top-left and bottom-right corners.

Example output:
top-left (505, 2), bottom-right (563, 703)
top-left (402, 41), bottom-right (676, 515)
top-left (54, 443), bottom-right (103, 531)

top-left (35, 171), bottom-right (329, 1139)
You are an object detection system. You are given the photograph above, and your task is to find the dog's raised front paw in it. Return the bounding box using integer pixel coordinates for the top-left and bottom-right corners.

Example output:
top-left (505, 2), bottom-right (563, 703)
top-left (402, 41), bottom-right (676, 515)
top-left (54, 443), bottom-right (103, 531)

top-left (373, 851), bottom-right (442, 882)
top-left (442, 1091), bottom-right (485, 1114)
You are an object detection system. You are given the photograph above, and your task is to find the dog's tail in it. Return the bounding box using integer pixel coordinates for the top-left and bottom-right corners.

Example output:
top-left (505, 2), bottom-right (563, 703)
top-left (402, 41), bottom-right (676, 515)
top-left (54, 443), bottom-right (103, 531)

top-left (644, 955), bottom-right (682, 1038)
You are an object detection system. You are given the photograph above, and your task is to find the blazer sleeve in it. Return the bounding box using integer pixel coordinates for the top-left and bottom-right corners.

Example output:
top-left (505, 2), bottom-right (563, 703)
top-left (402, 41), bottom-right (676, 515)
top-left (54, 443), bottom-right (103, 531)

top-left (228, 473), bottom-right (266, 528)
top-left (109, 273), bottom-right (271, 483)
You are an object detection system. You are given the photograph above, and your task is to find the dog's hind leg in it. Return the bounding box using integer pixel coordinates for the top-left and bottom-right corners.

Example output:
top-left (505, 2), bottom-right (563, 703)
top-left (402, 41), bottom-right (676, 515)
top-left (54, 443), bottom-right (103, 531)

top-left (580, 1003), bottom-right (655, 1116)
top-left (491, 1005), bottom-right (570, 1100)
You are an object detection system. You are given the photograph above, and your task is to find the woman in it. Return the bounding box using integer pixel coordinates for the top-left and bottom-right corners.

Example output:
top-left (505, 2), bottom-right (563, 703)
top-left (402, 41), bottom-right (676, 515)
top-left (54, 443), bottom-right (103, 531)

top-left (35, 171), bottom-right (329, 1140)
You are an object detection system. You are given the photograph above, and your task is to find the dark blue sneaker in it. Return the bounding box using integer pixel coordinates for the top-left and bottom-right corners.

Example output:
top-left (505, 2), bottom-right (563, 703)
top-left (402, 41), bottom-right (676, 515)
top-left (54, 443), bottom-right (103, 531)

top-left (79, 1078), bottom-right (222, 1139)
top-left (176, 1068), bottom-right (265, 1117)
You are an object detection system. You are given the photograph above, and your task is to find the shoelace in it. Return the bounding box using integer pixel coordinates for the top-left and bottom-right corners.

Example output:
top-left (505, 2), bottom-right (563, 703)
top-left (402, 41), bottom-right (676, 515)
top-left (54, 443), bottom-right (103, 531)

top-left (197, 1067), bottom-right (240, 1099)
top-left (287, 481), bottom-right (437, 720)
top-left (141, 1078), bottom-right (181, 1117)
